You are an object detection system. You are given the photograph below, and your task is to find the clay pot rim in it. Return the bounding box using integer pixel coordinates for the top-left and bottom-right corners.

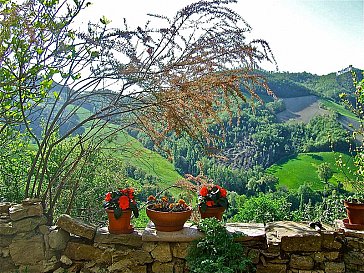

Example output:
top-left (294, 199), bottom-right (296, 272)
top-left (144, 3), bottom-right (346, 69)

top-left (198, 204), bottom-right (225, 208)
top-left (343, 200), bottom-right (364, 207)
top-left (146, 205), bottom-right (192, 214)
top-left (105, 208), bottom-right (132, 212)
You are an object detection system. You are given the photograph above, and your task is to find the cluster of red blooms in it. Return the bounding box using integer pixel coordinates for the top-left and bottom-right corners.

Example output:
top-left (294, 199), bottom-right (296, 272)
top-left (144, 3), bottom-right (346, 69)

top-left (199, 185), bottom-right (227, 207)
top-left (104, 188), bottom-right (136, 210)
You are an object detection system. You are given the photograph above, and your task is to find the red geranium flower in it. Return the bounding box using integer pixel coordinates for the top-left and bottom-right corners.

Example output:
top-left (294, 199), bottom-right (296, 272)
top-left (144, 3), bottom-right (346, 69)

top-left (206, 200), bottom-right (215, 207)
top-left (118, 195), bottom-right (130, 210)
top-left (200, 186), bottom-right (208, 197)
top-left (105, 192), bottom-right (112, 202)
top-left (220, 188), bottom-right (227, 198)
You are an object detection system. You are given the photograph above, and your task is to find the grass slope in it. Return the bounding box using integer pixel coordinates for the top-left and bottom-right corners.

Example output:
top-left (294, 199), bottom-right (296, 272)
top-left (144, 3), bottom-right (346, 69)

top-left (320, 99), bottom-right (360, 121)
top-left (112, 131), bottom-right (183, 189)
top-left (267, 152), bottom-right (355, 191)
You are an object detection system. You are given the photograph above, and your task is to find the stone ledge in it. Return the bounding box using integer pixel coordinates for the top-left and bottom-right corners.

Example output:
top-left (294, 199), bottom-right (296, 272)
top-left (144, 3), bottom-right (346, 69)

top-left (142, 222), bottom-right (204, 242)
top-left (226, 222), bottom-right (265, 242)
top-left (266, 221), bottom-right (337, 252)
top-left (142, 221), bottom-right (265, 243)
top-left (334, 219), bottom-right (364, 239)
top-left (94, 227), bottom-right (143, 247)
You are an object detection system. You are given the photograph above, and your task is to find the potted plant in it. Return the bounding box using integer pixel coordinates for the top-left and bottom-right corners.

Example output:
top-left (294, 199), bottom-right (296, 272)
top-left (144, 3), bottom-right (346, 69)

top-left (339, 72), bottom-right (364, 230)
top-left (103, 188), bottom-right (139, 234)
top-left (146, 195), bottom-right (192, 231)
top-left (184, 168), bottom-right (229, 220)
top-left (198, 184), bottom-right (229, 220)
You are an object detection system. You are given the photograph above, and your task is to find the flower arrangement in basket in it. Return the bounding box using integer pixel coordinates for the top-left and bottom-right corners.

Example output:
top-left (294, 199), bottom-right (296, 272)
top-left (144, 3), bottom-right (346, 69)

top-left (147, 195), bottom-right (191, 212)
top-left (103, 188), bottom-right (139, 219)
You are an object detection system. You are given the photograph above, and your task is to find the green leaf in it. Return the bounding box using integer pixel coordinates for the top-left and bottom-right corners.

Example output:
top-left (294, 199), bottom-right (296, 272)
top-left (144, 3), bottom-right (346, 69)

top-left (100, 15), bottom-right (111, 25)
top-left (114, 207), bottom-right (122, 219)
top-left (199, 202), bottom-right (207, 213)
top-left (130, 203), bottom-right (139, 218)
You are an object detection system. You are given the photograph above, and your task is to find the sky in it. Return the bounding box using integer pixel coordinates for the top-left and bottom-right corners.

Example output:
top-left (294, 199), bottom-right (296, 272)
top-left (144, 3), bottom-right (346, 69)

top-left (75, 0), bottom-right (364, 75)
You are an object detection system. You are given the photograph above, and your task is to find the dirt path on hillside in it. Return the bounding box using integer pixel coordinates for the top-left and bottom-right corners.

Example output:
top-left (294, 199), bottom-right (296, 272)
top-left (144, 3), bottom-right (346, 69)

top-left (276, 95), bottom-right (331, 123)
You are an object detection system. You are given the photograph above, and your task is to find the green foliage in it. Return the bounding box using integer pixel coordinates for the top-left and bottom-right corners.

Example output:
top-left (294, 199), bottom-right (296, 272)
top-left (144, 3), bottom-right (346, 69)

top-left (338, 72), bottom-right (364, 195)
top-left (186, 218), bottom-right (253, 273)
top-left (316, 162), bottom-right (333, 183)
top-left (291, 191), bottom-right (346, 225)
top-left (0, 128), bottom-right (32, 202)
top-left (232, 193), bottom-right (291, 224)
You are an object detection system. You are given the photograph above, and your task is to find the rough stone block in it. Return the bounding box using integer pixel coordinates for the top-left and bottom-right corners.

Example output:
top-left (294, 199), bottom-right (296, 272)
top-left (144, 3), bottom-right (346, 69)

top-left (64, 241), bottom-right (103, 261)
top-left (0, 202), bottom-right (13, 214)
top-left (247, 248), bottom-right (261, 264)
top-left (151, 242), bottom-right (172, 262)
top-left (325, 262), bottom-right (345, 273)
top-left (321, 232), bottom-right (342, 250)
top-left (256, 263), bottom-right (286, 273)
top-left (131, 265), bottom-right (147, 273)
top-left (42, 256), bottom-right (59, 272)
top-left (142, 242), bottom-right (157, 252)
top-left (12, 215), bottom-right (47, 233)
top-left (0, 235), bottom-right (14, 247)
top-left (18, 264), bottom-right (45, 273)
top-left (174, 259), bottom-right (187, 273)
top-left (289, 254), bottom-right (314, 270)
top-left (9, 234), bottom-right (44, 265)
top-left (0, 256), bottom-right (16, 272)
top-left (129, 249), bottom-right (153, 264)
top-left (9, 203), bottom-right (43, 221)
top-left (152, 261), bottom-right (174, 273)
top-left (107, 258), bottom-right (132, 272)
top-left (56, 214), bottom-right (96, 240)
top-left (94, 227), bottom-right (142, 247)
top-left (171, 242), bottom-right (190, 259)
top-left (313, 251), bottom-right (339, 262)
top-left (282, 235), bottom-right (321, 252)
top-left (60, 254), bottom-right (73, 265)
top-left (38, 225), bottom-right (51, 235)
top-left (0, 222), bottom-right (16, 236)
top-left (49, 228), bottom-right (70, 250)
top-left (344, 250), bottom-right (364, 265)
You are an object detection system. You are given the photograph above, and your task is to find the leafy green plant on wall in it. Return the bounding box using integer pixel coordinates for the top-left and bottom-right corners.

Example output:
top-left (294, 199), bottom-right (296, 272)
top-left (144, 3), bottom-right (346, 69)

top-left (186, 218), bottom-right (254, 273)
top-left (338, 72), bottom-right (364, 201)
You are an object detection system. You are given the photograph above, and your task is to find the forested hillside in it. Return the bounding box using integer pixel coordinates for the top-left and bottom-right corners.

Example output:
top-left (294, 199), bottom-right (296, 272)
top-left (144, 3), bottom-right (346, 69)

top-left (129, 68), bottom-right (360, 191)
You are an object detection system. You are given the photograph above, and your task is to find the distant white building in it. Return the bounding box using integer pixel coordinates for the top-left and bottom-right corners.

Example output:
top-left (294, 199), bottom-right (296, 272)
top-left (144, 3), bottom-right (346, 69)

top-left (336, 65), bottom-right (353, 76)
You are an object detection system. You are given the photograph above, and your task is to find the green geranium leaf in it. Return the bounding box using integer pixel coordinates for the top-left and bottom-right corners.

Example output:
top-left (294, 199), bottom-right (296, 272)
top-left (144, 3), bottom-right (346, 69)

top-left (114, 207), bottom-right (122, 219)
top-left (130, 203), bottom-right (139, 218)
top-left (199, 202), bottom-right (207, 213)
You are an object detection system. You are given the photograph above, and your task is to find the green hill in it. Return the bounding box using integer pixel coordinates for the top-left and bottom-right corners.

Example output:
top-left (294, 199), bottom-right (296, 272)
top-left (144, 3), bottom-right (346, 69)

top-left (267, 152), bottom-right (355, 191)
top-left (112, 131), bottom-right (183, 188)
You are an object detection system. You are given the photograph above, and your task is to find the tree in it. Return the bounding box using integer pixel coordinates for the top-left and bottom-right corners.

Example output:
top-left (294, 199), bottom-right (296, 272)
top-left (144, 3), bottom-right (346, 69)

top-left (317, 162), bottom-right (333, 183)
top-left (1, 0), bottom-right (276, 222)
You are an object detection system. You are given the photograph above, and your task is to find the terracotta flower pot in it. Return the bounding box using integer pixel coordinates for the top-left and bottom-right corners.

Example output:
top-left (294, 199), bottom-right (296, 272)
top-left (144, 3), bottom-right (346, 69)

top-left (199, 206), bottom-right (225, 220)
top-left (343, 200), bottom-right (364, 229)
top-left (106, 209), bottom-right (134, 234)
top-left (146, 206), bottom-right (192, 232)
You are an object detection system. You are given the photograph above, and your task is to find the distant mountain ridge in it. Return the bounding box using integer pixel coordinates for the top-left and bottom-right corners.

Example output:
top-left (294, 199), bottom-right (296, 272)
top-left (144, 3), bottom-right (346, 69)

top-left (257, 67), bottom-right (363, 100)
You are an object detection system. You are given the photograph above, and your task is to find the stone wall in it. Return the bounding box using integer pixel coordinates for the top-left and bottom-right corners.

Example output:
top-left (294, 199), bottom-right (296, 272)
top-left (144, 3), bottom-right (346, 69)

top-left (1, 200), bottom-right (363, 273)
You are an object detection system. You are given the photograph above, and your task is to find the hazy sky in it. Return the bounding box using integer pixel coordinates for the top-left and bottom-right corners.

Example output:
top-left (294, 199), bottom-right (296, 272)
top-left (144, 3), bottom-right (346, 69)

top-left (76, 0), bottom-right (364, 75)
